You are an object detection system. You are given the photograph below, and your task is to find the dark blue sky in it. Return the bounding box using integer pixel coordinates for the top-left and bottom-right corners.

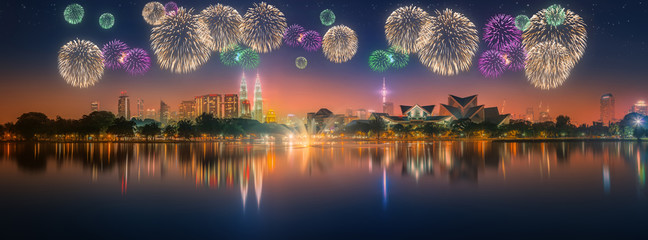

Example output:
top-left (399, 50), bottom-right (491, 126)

top-left (0, 0), bottom-right (647, 123)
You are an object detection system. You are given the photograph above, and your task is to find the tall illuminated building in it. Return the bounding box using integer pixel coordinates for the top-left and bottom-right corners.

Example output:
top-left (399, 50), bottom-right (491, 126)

top-left (195, 94), bottom-right (221, 117)
top-left (136, 98), bottom-right (144, 119)
top-left (160, 101), bottom-right (169, 125)
top-left (381, 77), bottom-right (394, 115)
top-left (631, 100), bottom-right (648, 115)
top-left (239, 72), bottom-right (251, 118)
top-left (90, 101), bottom-right (99, 112)
top-left (145, 108), bottom-right (157, 121)
top-left (221, 94), bottom-right (239, 118)
top-left (600, 93), bottom-right (615, 125)
top-left (179, 100), bottom-right (195, 120)
top-left (253, 72), bottom-right (264, 122)
top-left (117, 91), bottom-right (130, 119)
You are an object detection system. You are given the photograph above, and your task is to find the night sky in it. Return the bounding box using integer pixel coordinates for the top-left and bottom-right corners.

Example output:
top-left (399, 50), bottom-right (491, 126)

top-left (1, 0), bottom-right (647, 124)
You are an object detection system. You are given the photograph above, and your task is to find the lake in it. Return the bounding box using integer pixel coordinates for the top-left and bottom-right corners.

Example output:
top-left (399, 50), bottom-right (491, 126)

top-left (1, 141), bottom-right (647, 239)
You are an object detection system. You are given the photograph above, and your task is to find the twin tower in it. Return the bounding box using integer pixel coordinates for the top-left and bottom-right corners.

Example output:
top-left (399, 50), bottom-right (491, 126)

top-left (239, 72), bottom-right (263, 122)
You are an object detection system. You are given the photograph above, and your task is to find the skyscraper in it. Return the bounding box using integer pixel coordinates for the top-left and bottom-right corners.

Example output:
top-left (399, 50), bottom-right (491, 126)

top-left (600, 93), bottom-right (615, 125)
top-left (90, 101), bottom-right (99, 112)
top-left (381, 78), bottom-right (394, 115)
top-left (220, 94), bottom-right (239, 118)
top-left (239, 72), bottom-right (251, 118)
top-left (160, 101), bottom-right (169, 125)
top-left (136, 98), bottom-right (144, 119)
top-left (195, 94), bottom-right (221, 117)
top-left (179, 100), bottom-right (196, 120)
top-left (117, 92), bottom-right (130, 119)
top-left (631, 100), bottom-right (648, 115)
top-left (253, 72), bottom-right (263, 122)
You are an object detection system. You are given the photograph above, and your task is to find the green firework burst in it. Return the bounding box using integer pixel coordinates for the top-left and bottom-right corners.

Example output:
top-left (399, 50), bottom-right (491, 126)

top-left (220, 45), bottom-right (244, 66)
top-left (369, 50), bottom-right (391, 72)
top-left (238, 48), bottom-right (259, 70)
top-left (64, 4), bottom-right (84, 24)
top-left (320, 9), bottom-right (336, 26)
top-left (387, 47), bottom-right (409, 69)
top-left (515, 15), bottom-right (530, 31)
top-left (99, 13), bottom-right (115, 29)
top-left (545, 4), bottom-right (566, 26)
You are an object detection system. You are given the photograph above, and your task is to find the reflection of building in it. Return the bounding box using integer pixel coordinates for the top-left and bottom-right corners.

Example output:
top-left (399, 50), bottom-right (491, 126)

top-left (195, 94), bottom-right (221, 117)
top-left (221, 94), bottom-right (239, 119)
top-left (160, 101), bottom-right (169, 125)
top-left (265, 109), bottom-right (277, 123)
top-left (136, 98), bottom-right (144, 119)
top-left (179, 100), bottom-right (195, 120)
top-left (239, 72), bottom-right (251, 119)
top-left (307, 108), bottom-right (346, 133)
top-left (600, 93), bottom-right (615, 125)
top-left (91, 101), bottom-right (100, 112)
top-left (253, 73), bottom-right (263, 122)
top-left (631, 100), bottom-right (648, 115)
top-left (117, 92), bottom-right (130, 119)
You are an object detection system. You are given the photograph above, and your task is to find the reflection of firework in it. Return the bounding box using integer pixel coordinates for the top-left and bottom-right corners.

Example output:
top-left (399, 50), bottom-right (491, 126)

top-left (417, 9), bottom-right (479, 76)
top-left (102, 40), bottom-right (129, 70)
top-left (483, 14), bottom-right (521, 51)
top-left (142, 2), bottom-right (166, 25)
top-left (99, 13), bottom-right (115, 29)
top-left (385, 5), bottom-right (430, 54)
top-left (301, 30), bottom-right (322, 52)
top-left (320, 9), bottom-right (335, 26)
top-left (200, 4), bottom-right (243, 52)
top-left (283, 24), bottom-right (305, 47)
top-left (515, 15), bottom-right (530, 31)
top-left (165, 2), bottom-right (178, 15)
top-left (240, 2), bottom-right (287, 53)
top-left (220, 45), bottom-right (244, 66)
top-left (150, 8), bottom-right (213, 73)
top-left (525, 41), bottom-right (573, 90)
top-left (322, 25), bottom-right (358, 63)
top-left (387, 47), bottom-right (409, 69)
top-left (295, 57), bottom-right (307, 69)
top-left (64, 4), bottom-right (84, 24)
top-left (479, 50), bottom-right (506, 78)
top-left (502, 41), bottom-right (526, 71)
top-left (523, 7), bottom-right (587, 65)
top-left (238, 48), bottom-right (259, 70)
top-left (369, 50), bottom-right (391, 72)
top-left (123, 48), bottom-right (151, 75)
top-left (58, 39), bottom-right (104, 88)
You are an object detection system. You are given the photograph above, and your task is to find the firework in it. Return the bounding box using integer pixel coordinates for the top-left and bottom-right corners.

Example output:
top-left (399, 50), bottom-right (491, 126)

top-left (523, 6), bottom-right (587, 65)
top-left (320, 9), bottom-right (336, 26)
top-left (240, 2), bottom-right (287, 53)
top-left (165, 2), bottom-right (178, 15)
top-left (99, 13), bottom-right (115, 29)
top-left (525, 41), bottom-right (573, 90)
top-left (220, 45), bottom-right (244, 66)
top-left (479, 50), bottom-right (506, 78)
top-left (322, 25), bottom-right (358, 63)
top-left (515, 15), bottom-right (530, 31)
top-left (58, 39), bottom-right (104, 88)
top-left (501, 41), bottom-right (526, 71)
top-left (102, 40), bottom-right (129, 70)
top-left (295, 56), bottom-right (308, 69)
top-left (301, 30), bottom-right (322, 52)
top-left (284, 24), bottom-right (305, 47)
top-left (238, 48), bottom-right (259, 70)
top-left (369, 50), bottom-right (391, 72)
top-left (416, 9), bottom-right (479, 76)
top-left (545, 4), bottom-right (566, 27)
top-left (200, 4), bottom-right (243, 52)
top-left (385, 5), bottom-right (431, 54)
top-left (142, 2), bottom-right (166, 25)
top-left (150, 7), bottom-right (213, 73)
top-left (64, 4), bottom-right (84, 24)
top-left (123, 48), bottom-right (151, 75)
top-left (483, 14), bottom-right (521, 51)
top-left (387, 47), bottom-right (409, 69)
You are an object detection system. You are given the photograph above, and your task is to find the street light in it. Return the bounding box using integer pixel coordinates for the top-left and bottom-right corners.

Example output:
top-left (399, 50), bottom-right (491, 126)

top-left (634, 118), bottom-right (644, 127)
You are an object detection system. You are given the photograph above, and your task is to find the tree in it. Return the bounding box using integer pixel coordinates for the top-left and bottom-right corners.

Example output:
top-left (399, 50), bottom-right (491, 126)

top-left (177, 119), bottom-right (196, 140)
top-left (163, 125), bottom-right (177, 139)
top-left (421, 123), bottom-right (446, 138)
top-left (79, 111), bottom-right (115, 137)
top-left (14, 112), bottom-right (51, 140)
top-left (139, 123), bottom-right (161, 141)
top-left (368, 118), bottom-right (386, 139)
top-left (195, 113), bottom-right (222, 138)
top-left (106, 117), bottom-right (135, 140)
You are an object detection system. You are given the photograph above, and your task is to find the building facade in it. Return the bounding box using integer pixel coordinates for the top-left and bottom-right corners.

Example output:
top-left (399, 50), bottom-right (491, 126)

top-left (136, 98), bottom-right (144, 120)
top-left (600, 93), bottom-right (615, 125)
top-left (221, 94), bottom-right (239, 119)
top-left (239, 72), bottom-right (252, 119)
top-left (117, 92), bottom-right (130, 119)
top-left (265, 109), bottom-right (277, 123)
top-left (253, 73), bottom-right (263, 122)
top-left (631, 100), bottom-right (648, 115)
top-left (179, 100), bottom-right (196, 120)
top-left (195, 94), bottom-right (221, 117)
top-left (160, 101), bottom-right (170, 125)
top-left (91, 101), bottom-right (99, 112)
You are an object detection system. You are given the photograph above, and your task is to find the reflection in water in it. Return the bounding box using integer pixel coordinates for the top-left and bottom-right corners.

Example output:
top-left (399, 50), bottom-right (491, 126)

top-left (2, 141), bottom-right (648, 208)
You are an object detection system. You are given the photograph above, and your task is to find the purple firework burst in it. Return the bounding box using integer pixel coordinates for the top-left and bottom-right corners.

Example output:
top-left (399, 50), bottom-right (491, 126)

top-left (284, 24), bottom-right (305, 47)
top-left (301, 30), bottom-right (322, 52)
top-left (502, 41), bottom-right (526, 71)
top-left (102, 40), bottom-right (129, 70)
top-left (483, 14), bottom-right (521, 51)
top-left (165, 2), bottom-right (178, 16)
top-left (479, 50), bottom-right (506, 78)
top-left (123, 48), bottom-right (151, 75)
